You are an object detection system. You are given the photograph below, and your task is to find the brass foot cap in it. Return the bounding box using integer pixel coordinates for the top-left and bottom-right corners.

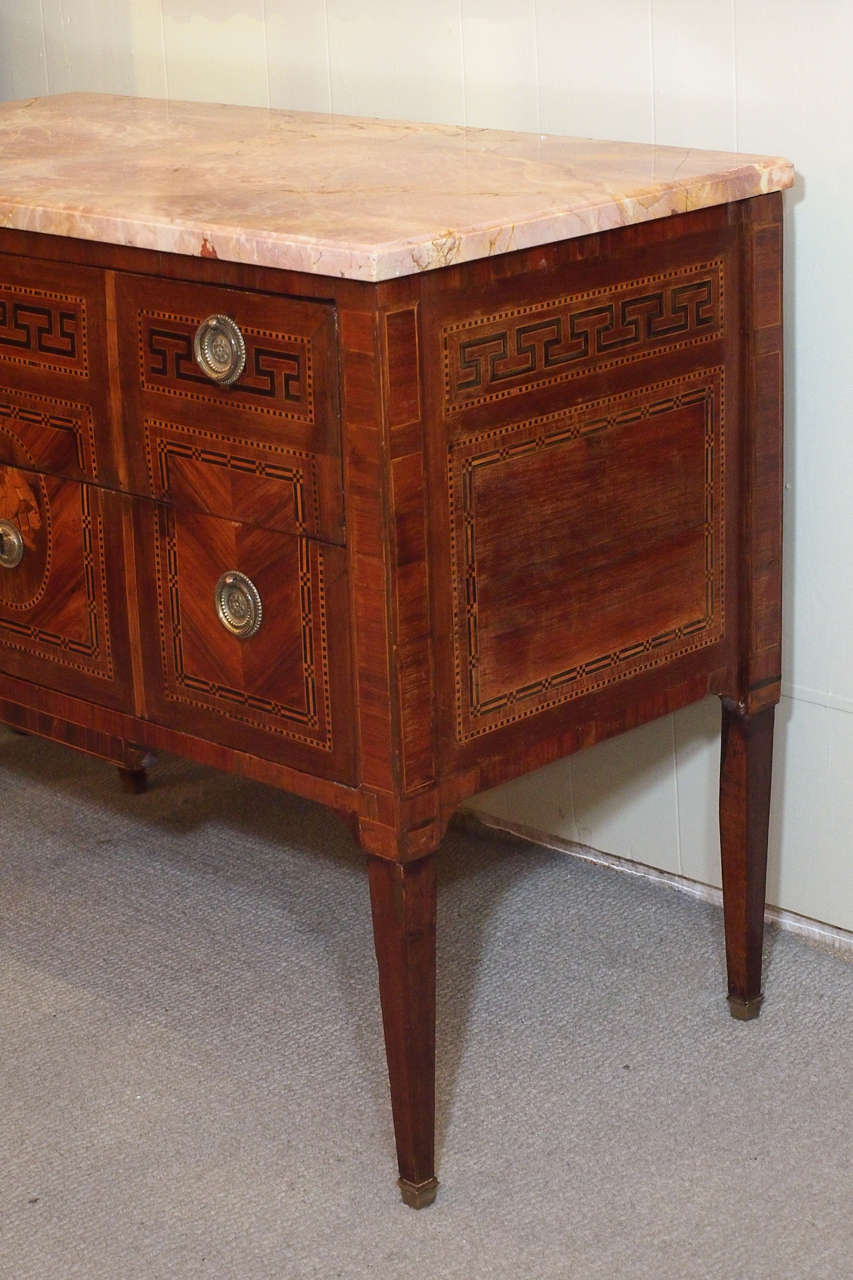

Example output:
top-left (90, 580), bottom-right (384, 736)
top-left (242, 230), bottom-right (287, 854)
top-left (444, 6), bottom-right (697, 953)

top-left (398, 1176), bottom-right (438, 1209)
top-left (728, 993), bottom-right (763, 1021)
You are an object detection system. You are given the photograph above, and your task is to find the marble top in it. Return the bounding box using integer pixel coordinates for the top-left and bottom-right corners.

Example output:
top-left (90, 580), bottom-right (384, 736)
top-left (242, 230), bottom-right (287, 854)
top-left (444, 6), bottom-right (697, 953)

top-left (0, 93), bottom-right (793, 283)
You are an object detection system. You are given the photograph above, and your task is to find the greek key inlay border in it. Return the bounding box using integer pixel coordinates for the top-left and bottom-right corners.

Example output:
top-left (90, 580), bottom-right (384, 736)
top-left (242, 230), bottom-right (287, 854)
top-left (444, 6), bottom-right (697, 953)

top-left (442, 258), bottom-right (724, 415)
top-left (0, 282), bottom-right (89, 378)
top-left (139, 308), bottom-right (315, 424)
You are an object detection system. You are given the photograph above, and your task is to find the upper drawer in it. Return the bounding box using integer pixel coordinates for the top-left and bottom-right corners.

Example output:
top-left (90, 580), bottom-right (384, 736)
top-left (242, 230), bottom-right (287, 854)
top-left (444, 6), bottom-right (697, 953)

top-left (0, 252), bottom-right (101, 384)
top-left (0, 252), bottom-right (116, 484)
top-left (115, 275), bottom-right (344, 543)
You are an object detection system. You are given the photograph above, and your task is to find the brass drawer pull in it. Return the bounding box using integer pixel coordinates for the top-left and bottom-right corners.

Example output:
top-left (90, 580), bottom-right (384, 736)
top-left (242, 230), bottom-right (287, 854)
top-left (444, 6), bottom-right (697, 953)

top-left (0, 518), bottom-right (24, 568)
top-left (193, 314), bottom-right (246, 386)
top-left (215, 571), bottom-right (263, 638)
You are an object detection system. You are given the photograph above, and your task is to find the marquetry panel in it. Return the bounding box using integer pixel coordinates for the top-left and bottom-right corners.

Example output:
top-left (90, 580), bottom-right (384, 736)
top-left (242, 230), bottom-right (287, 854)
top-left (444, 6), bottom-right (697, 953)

top-left (139, 307), bottom-right (313, 422)
top-left (0, 384), bottom-right (99, 481)
top-left (0, 464), bottom-right (131, 707)
top-left (144, 417), bottom-right (320, 538)
top-left (0, 279), bottom-right (88, 378)
top-left (120, 273), bottom-right (332, 425)
top-left (442, 258), bottom-right (724, 415)
top-left (116, 273), bottom-right (344, 542)
top-left (448, 369), bottom-right (726, 741)
top-left (135, 500), bottom-right (354, 780)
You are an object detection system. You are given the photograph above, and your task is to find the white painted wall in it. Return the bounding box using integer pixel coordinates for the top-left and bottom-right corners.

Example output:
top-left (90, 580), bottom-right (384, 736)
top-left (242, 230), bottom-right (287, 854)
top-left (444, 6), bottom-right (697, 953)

top-left (1, 1), bottom-right (851, 931)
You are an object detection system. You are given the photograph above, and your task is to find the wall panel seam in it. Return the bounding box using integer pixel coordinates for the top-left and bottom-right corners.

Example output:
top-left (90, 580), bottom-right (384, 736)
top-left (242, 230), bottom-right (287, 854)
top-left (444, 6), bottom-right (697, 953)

top-left (670, 713), bottom-right (683, 876)
top-left (323, 0), bottom-right (333, 113)
top-left (159, 0), bottom-right (170, 101)
top-left (648, 0), bottom-right (656, 142)
top-left (38, 0), bottom-right (50, 94)
top-left (782, 682), bottom-right (853, 718)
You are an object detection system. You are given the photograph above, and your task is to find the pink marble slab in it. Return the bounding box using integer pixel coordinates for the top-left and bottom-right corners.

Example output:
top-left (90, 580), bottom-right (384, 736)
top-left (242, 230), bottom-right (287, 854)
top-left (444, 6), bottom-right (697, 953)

top-left (0, 93), bottom-right (793, 282)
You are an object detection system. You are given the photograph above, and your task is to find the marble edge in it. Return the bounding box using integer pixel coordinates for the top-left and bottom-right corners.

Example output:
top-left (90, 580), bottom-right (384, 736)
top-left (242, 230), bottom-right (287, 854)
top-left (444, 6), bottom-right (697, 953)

top-left (373, 159), bottom-right (796, 280)
top-left (0, 158), bottom-right (794, 283)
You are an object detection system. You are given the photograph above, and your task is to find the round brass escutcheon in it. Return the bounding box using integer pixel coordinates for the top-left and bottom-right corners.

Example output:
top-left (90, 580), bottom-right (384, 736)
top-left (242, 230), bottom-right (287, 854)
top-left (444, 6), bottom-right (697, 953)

top-left (214, 571), bottom-right (263, 639)
top-left (0, 519), bottom-right (24, 569)
top-left (193, 313), bottom-right (247, 386)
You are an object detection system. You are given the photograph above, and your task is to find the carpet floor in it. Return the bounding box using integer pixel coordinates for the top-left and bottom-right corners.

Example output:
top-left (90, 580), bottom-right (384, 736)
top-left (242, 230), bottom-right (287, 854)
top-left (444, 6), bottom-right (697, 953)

top-left (0, 727), bottom-right (850, 1279)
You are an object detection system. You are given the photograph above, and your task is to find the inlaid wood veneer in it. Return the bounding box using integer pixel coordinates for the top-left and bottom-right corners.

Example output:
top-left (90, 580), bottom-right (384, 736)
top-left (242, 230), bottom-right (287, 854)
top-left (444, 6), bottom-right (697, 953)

top-left (0, 93), bottom-right (791, 1210)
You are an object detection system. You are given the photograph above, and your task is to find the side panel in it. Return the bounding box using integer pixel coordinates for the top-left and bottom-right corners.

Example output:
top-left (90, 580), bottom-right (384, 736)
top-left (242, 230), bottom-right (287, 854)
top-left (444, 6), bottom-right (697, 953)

top-left (418, 206), bottom-right (747, 788)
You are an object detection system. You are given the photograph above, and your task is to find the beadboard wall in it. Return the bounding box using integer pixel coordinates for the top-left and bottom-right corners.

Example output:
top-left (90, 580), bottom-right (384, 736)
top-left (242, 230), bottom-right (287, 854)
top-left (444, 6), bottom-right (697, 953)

top-left (1, 1), bottom-right (851, 933)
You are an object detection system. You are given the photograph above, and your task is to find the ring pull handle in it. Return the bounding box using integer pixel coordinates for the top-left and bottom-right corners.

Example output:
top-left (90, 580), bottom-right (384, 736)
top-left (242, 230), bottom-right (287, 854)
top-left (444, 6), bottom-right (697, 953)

top-left (0, 519), bottom-right (24, 568)
top-left (193, 314), bottom-right (247, 386)
top-left (215, 571), bottom-right (263, 639)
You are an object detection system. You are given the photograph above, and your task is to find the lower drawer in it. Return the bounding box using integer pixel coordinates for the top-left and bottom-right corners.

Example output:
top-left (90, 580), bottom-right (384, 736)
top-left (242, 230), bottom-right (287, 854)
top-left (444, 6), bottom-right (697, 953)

top-left (0, 463), bottom-right (133, 708)
top-left (134, 501), bottom-right (355, 783)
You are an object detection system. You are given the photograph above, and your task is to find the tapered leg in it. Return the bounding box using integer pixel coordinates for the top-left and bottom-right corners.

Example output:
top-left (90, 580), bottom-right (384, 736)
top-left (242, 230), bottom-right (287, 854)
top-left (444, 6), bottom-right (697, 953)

top-left (719, 699), bottom-right (775, 1020)
top-left (367, 853), bottom-right (438, 1208)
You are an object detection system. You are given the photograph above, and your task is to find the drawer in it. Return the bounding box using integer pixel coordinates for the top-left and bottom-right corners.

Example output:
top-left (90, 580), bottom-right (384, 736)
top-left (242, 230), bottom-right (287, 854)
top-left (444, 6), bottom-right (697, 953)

top-left (0, 253), bottom-right (117, 484)
top-left (116, 275), bottom-right (344, 543)
top-left (133, 500), bottom-right (355, 783)
top-left (0, 383), bottom-right (100, 483)
top-left (140, 415), bottom-right (329, 542)
top-left (0, 462), bottom-right (133, 709)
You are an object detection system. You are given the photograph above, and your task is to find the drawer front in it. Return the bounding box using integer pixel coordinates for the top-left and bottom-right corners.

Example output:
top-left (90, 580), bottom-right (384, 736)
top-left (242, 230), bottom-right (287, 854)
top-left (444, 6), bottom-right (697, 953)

top-left (134, 500), bottom-right (355, 782)
top-left (0, 252), bottom-right (116, 484)
top-left (0, 462), bottom-right (133, 708)
top-left (140, 415), bottom-right (326, 542)
top-left (117, 275), bottom-right (344, 543)
top-left (0, 383), bottom-right (99, 484)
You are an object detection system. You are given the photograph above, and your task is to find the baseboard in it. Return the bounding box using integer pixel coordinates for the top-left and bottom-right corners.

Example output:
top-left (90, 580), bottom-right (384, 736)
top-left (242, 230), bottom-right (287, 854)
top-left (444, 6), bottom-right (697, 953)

top-left (454, 808), bottom-right (853, 961)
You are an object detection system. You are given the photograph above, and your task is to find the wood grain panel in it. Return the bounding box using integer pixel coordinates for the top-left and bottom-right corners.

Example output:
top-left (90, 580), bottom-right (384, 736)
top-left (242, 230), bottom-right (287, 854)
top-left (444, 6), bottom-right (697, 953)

top-left (448, 370), bottom-right (725, 741)
top-left (391, 449), bottom-right (435, 794)
top-left (339, 305), bottom-right (396, 799)
top-left (144, 416), bottom-right (320, 539)
top-left (0, 464), bottom-right (132, 708)
top-left (420, 206), bottom-right (742, 788)
top-left (384, 305), bottom-right (421, 431)
top-left (134, 498), bottom-right (355, 782)
top-left (382, 300), bottom-right (436, 798)
top-left (0, 384), bottom-right (98, 481)
top-left (736, 195), bottom-right (784, 712)
top-left (0, 667), bottom-right (360, 821)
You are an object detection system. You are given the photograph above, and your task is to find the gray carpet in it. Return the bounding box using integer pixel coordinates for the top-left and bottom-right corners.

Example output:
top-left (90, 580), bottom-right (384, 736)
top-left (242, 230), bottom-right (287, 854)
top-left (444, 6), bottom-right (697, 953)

top-left (0, 727), bottom-right (850, 1280)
